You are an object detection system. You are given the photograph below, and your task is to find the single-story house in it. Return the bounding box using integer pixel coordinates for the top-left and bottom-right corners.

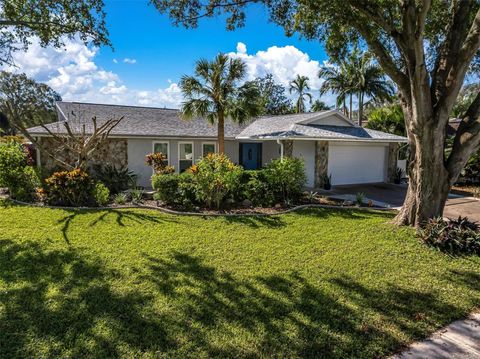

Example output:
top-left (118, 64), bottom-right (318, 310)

top-left (28, 101), bottom-right (407, 188)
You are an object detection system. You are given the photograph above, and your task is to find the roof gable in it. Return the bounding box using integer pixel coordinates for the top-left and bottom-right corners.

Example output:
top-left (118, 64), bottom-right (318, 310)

top-left (295, 110), bottom-right (356, 127)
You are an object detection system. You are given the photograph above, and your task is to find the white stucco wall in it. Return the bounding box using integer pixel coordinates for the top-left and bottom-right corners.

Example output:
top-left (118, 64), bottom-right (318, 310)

top-left (292, 140), bottom-right (316, 187)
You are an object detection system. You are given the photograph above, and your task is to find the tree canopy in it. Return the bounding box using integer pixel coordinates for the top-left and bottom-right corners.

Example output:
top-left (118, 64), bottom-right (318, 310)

top-left (250, 74), bottom-right (293, 115)
top-left (154, 0), bottom-right (480, 226)
top-left (289, 75), bottom-right (311, 113)
top-left (180, 53), bottom-right (261, 153)
top-left (0, 0), bottom-right (110, 64)
top-left (0, 71), bottom-right (61, 136)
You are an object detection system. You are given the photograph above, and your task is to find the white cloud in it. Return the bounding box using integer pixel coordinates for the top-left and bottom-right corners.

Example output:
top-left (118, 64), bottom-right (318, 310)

top-left (0, 38), bottom-right (337, 109)
top-left (123, 58), bottom-right (137, 64)
top-left (228, 42), bottom-right (325, 90)
top-left (236, 42), bottom-right (247, 54)
top-left (113, 58), bottom-right (118, 64)
top-left (1, 36), bottom-right (182, 108)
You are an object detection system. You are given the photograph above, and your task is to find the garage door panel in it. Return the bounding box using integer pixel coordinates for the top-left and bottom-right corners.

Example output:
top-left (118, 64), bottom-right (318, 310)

top-left (328, 144), bottom-right (386, 185)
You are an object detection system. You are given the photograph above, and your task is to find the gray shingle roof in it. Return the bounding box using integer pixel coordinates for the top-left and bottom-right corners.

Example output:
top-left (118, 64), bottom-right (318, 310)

top-left (27, 102), bottom-right (248, 138)
top-left (237, 112), bottom-right (407, 142)
top-left (28, 102), bottom-right (407, 143)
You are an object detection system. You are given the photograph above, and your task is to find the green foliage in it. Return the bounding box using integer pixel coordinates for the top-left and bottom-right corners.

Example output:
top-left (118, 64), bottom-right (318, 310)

top-left (145, 153), bottom-right (175, 174)
top-left (420, 217), bottom-right (480, 255)
top-left (289, 74), bottom-right (312, 113)
top-left (152, 172), bottom-right (197, 209)
top-left (114, 193), bottom-right (128, 205)
top-left (130, 189), bottom-right (144, 204)
top-left (92, 182), bottom-right (110, 206)
top-left (93, 164), bottom-right (137, 194)
top-left (0, 141), bottom-right (39, 201)
top-left (241, 170), bottom-right (275, 207)
top-left (194, 153), bottom-right (243, 209)
top-left (0, 71), bottom-right (61, 135)
top-left (265, 158), bottom-right (306, 203)
top-left (152, 173), bottom-right (180, 205)
top-left (250, 74), bottom-right (294, 115)
top-left (43, 169), bottom-right (95, 207)
top-left (451, 83), bottom-right (480, 118)
top-left (365, 104), bottom-right (406, 136)
top-left (0, 0), bottom-right (109, 65)
top-left (180, 54), bottom-right (261, 150)
top-left (310, 100), bottom-right (331, 112)
top-left (355, 192), bottom-right (365, 206)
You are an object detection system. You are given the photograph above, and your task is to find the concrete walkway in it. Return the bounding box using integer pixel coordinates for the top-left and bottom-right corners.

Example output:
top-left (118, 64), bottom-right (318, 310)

top-left (390, 313), bottom-right (480, 359)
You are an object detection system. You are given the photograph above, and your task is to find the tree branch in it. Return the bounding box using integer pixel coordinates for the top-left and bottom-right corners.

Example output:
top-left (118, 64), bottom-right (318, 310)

top-left (436, 8), bottom-right (480, 113)
top-left (446, 91), bottom-right (480, 182)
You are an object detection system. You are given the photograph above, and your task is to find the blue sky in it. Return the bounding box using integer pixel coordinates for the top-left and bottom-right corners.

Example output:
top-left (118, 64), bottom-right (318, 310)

top-left (99, 1), bottom-right (328, 90)
top-left (3, 1), bottom-right (332, 108)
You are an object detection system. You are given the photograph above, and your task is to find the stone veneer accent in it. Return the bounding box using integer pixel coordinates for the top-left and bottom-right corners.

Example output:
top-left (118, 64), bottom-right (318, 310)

top-left (314, 141), bottom-right (329, 188)
top-left (387, 142), bottom-right (399, 183)
top-left (38, 137), bottom-right (128, 171)
top-left (283, 140), bottom-right (293, 157)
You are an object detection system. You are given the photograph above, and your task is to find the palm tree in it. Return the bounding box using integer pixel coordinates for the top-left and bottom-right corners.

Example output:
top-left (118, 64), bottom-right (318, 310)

top-left (351, 52), bottom-right (394, 126)
top-left (180, 54), bottom-right (260, 153)
top-left (310, 99), bottom-right (331, 112)
top-left (318, 63), bottom-right (353, 117)
top-left (289, 75), bottom-right (312, 113)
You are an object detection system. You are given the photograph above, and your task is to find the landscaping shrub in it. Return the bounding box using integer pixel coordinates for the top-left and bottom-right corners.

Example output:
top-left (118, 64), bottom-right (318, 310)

top-left (146, 153), bottom-right (175, 174)
top-left (92, 164), bottom-right (137, 194)
top-left (43, 169), bottom-right (95, 206)
top-left (0, 141), bottom-right (39, 201)
top-left (131, 188), bottom-right (144, 204)
top-left (177, 172), bottom-right (197, 209)
top-left (114, 192), bottom-right (128, 205)
top-left (264, 157), bottom-right (306, 203)
top-left (152, 173), bottom-right (180, 205)
top-left (419, 216), bottom-right (480, 255)
top-left (92, 182), bottom-right (110, 206)
top-left (195, 153), bottom-right (242, 209)
top-left (241, 170), bottom-right (274, 206)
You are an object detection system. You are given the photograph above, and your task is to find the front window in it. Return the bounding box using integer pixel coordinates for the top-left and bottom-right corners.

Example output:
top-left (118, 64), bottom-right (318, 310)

top-left (153, 142), bottom-right (169, 164)
top-left (179, 142), bottom-right (193, 172)
top-left (202, 143), bottom-right (216, 157)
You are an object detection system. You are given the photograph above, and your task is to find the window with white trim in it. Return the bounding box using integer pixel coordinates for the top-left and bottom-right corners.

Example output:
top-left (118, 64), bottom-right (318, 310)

top-left (202, 142), bottom-right (216, 157)
top-left (153, 142), bottom-right (169, 164)
top-left (179, 142), bottom-right (193, 172)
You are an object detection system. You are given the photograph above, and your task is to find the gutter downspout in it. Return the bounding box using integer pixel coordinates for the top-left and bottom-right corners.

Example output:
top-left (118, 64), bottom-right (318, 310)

top-left (277, 139), bottom-right (284, 162)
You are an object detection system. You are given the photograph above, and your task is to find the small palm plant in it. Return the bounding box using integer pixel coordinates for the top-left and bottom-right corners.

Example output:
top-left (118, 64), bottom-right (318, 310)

top-left (289, 75), bottom-right (312, 113)
top-left (180, 54), bottom-right (261, 153)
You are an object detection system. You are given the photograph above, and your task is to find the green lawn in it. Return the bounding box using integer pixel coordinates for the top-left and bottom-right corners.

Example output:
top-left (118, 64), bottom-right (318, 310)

top-left (1, 203), bottom-right (479, 358)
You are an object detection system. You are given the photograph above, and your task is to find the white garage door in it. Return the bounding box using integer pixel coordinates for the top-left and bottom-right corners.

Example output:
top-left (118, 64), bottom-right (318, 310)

top-left (328, 143), bottom-right (387, 185)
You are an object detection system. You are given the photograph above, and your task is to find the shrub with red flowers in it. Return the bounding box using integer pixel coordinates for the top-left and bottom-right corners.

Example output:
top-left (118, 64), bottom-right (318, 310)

top-left (145, 152), bottom-right (175, 174)
top-left (43, 169), bottom-right (95, 206)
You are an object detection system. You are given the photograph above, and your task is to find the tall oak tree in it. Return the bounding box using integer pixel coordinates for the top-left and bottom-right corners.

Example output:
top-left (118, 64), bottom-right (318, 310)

top-left (152, 0), bottom-right (480, 226)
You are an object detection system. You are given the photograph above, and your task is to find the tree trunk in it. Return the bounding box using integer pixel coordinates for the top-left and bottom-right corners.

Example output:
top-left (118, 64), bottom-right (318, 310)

top-left (217, 112), bottom-right (225, 154)
top-left (349, 93), bottom-right (352, 120)
top-left (358, 92), bottom-right (364, 127)
top-left (392, 107), bottom-right (455, 227)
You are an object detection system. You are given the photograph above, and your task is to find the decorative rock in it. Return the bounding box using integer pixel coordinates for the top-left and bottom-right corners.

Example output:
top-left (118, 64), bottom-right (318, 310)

top-left (343, 200), bottom-right (353, 206)
top-left (241, 199), bottom-right (252, 208)
top-left (274, 203), bottom-right (282, 209)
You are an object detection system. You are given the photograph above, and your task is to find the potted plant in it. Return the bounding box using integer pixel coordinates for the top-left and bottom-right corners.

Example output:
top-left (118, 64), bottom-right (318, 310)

top-left (322, 173), bottom-right (332, 190)
top-left (394, 167), bottom-right (404, 184)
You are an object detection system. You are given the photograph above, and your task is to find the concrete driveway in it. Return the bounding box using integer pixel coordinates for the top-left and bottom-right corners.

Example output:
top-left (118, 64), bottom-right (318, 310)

top-left (320, 183), bottom-right (480, 222)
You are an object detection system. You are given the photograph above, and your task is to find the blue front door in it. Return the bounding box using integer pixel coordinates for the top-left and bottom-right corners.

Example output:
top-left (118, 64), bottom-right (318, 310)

top-left (240, 143), bottom-right (261, 170)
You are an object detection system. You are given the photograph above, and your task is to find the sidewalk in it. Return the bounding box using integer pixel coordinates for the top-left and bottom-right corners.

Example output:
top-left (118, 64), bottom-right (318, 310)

top-left (391, 313), bottom-right (480, 359)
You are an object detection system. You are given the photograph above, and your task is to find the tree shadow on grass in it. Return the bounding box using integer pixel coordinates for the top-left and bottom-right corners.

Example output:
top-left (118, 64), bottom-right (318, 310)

top-left (1, 239), bottom-right (474, 358)
top-left (222, 215), bottom-right (286, 228)
top-left (138, 252), bottom-right (466, 358)
top-left (56, 209), bottom-right (177, 244)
